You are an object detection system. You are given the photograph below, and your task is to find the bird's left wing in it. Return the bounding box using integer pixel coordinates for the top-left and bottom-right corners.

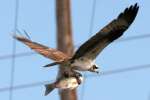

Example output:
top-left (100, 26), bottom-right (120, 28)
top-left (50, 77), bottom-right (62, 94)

top-left (72, 3), bottom-right (139, 60)
top-left (14, 35), bottom-right (70, 61)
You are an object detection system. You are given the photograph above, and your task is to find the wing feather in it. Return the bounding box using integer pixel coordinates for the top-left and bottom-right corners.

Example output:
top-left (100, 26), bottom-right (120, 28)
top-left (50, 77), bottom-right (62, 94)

top-left (72, 3), bottom-right (139, 60)
top-left (14, 35), bottom-right (70, 61)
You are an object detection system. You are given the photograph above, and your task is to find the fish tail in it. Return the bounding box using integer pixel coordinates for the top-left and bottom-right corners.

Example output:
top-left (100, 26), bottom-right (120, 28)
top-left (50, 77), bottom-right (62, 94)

top-left (44, 83), bottom-right (55, 96)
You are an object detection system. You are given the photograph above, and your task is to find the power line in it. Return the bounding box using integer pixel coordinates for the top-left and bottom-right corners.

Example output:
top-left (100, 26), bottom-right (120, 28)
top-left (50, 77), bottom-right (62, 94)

top-left (2, 33), bottom-right (150, 61)
top-left (0, 64), bottom-right (149, 93)
top-left (9, 0), bottom-right (19, 100)
top-left (9, 35), bottom-right (16, 100)
top-left (117, 34), bottom-right (150, 42)
top-left (88, 0), bottom-right (97, 36)
top-left (0, 81), bottom-right (50, 93)
top-left (80, 73), bottom-right (87, 100)
top-left (86, 64), bottom-right (150, 77)
top-left (81, 0), bottom-right (97, 100)
top-left (0, 52), bottom-right (35, 60)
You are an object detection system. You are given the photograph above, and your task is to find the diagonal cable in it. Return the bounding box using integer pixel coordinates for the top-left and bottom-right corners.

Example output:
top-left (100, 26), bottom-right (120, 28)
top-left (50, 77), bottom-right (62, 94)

top-left (0, 81), bottom-right (50, 93)
top-left (0, 34), bottom-right (150, 60)
top-left (9, 0), bottom-right (19, 100)
top-left (81, 0), bottom-right (97, 100)
top-left (0, 64), bottom-right (150, 93)
top-left (88, 0), bottom-right (97, 37)
top-left (117, 34), bottom-right (150, 42)
top-left (86, 64), bottom-right (150, 77)
top-left (0, 52), bottom-right (35, 60)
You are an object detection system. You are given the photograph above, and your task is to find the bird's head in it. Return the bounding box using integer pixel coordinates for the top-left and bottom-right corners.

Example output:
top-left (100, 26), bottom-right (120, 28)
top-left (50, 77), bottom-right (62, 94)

top-left (88, 64), bottom-right (99, 74)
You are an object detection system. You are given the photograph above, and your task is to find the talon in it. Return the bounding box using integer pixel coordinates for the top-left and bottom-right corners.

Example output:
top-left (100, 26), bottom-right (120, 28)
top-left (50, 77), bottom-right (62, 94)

top-left (77, 78), bottom-right (81, 84)
top-left (75, 72), bottom-right (82, 77)
top-left (74, 72), bottom-right (82, 84)
top-left (75, 76), bottom-right (82, 84)
top-left (63, 71), bottom-right (70, 78)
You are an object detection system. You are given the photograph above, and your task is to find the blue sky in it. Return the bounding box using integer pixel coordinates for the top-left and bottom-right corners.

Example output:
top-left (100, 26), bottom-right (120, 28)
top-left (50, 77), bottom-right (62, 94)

top-left (0, 0), bottom-right (150, 100)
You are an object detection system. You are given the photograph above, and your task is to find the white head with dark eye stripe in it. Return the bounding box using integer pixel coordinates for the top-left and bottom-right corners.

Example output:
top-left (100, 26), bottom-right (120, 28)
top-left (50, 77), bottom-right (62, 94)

top-left (88, 64), bottom-right (99, 73)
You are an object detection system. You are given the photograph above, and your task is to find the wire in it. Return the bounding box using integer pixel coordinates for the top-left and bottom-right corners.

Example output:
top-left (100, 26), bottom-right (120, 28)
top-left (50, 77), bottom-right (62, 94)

top-left (116, 34), bottom-right (150, 42)
top-left (1, 33), bottom-right (150, 61)
top-left (0, 64), bottom-right (149, 93)
top-left (75, 33), bottom-right (150, 47)
top-left (0, 52), bottom-right (35, 60)
top-left (81, 0), bottom-right (97, 100)
top-left (0, 81), bottom-right (50, 92)
top-left (9, 36), bottom-right (16, 100)
top-left (86, 64), bottom-right (150, 77)
top-left (88, 0), bottom-right (97, 36)
top-left (80, 73), bottom-right (88, 100)
top-left (9, 0), bottom-right (19, 100)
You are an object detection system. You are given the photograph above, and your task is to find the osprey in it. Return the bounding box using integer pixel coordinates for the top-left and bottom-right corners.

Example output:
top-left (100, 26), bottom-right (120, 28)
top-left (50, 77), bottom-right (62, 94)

top-left (14, 3), bottom-right (139, 74)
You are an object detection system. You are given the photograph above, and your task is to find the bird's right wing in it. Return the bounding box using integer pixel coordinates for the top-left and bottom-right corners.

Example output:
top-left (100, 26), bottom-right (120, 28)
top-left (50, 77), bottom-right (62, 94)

top-left (13, 35), bottom-right (70, 62)
top-left (72, 3), bottom-right (139, 60)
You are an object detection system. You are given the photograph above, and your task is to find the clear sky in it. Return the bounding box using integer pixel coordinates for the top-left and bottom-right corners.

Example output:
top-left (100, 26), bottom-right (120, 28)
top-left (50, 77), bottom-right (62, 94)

top-left (0, 0), bottom-right (150, 100)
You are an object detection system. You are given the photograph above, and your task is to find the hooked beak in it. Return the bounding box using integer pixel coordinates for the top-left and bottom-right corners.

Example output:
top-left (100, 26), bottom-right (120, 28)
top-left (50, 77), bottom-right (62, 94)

top-left (93, 64), bottom-right (99, 74)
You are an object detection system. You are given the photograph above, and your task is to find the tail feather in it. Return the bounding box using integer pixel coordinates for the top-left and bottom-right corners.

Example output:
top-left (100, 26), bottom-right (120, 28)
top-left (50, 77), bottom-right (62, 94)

top-left (43, 62), bottom-right (61, 67)
top-left (44, 83), bottom-right (55, 96)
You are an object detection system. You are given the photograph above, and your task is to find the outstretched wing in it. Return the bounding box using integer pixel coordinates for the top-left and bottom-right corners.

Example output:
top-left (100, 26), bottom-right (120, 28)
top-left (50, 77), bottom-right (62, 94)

top-left (14, 35), bottom-right (70, 61)
top-left (72, 3), bottom-right (139, 60)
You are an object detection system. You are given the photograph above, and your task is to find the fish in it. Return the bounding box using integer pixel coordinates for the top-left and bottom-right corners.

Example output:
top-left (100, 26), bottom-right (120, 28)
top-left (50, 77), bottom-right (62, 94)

top-left (44, 76), bottom-right (83, 96)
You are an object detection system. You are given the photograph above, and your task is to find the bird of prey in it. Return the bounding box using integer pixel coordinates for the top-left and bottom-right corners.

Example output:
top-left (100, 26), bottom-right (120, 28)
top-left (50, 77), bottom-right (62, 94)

top-left (14, 3), bottom-right (139, 74)
top-left (44, 75), bottom-right (83, 96)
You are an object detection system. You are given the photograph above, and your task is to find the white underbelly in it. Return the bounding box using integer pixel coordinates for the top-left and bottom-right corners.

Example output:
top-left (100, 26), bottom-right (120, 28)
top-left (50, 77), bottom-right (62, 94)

top-left (71, 58), bottom-right (94, 71)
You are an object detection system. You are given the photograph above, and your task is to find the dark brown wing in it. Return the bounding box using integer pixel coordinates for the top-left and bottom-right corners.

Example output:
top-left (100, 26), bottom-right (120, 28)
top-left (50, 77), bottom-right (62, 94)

top-left (14, 35), bottom-right (70, 61)
top-left (72, 3), bottom-right (139, 60)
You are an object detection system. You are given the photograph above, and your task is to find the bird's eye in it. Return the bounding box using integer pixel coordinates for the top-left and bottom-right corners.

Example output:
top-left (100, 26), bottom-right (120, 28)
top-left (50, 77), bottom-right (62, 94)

top-left (93, 65), bottom-right (98, 69)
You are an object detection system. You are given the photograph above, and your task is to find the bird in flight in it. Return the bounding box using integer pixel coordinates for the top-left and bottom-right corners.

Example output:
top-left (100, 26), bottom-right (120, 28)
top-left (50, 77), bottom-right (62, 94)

top-left (13, 3), bottom-right (139, 75)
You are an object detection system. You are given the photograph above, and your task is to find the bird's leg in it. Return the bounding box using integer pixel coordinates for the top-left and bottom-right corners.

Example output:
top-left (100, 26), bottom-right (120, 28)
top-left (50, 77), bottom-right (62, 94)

top-left (63, 68), bottom-right (82, 84)
top-left (71, 69), bottom-right (82, 84)
top-left (63, 71), bottom-right (70, 78)
top-left (75, 73), bottom-right (82, 84)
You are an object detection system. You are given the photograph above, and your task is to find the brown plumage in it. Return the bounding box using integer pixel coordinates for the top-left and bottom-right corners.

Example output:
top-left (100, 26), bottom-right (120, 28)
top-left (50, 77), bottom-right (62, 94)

top-left (14, 36), bottom-right (70, 62)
